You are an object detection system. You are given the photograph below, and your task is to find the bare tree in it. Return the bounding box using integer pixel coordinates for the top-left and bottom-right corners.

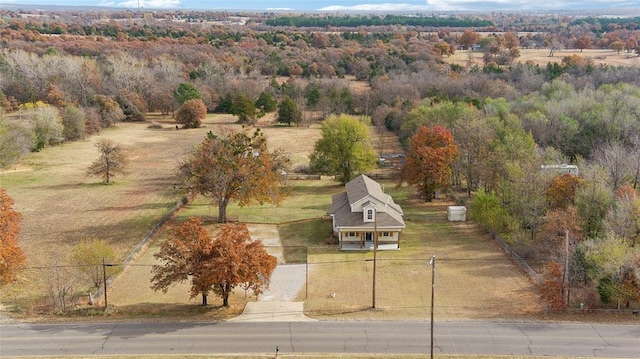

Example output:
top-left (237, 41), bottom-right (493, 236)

top-left (23, 103), bottom-right (63, 150)
top-left (46, 267), bottom-right (81, 313)
top-left (87, 139), bottom-right (128, 184)
top-left (0, 122), bottom-right (33, 168)
top-left (592, 142), bottom-right (632, 190)
top-left (606, 187), bottom-right (640, 247)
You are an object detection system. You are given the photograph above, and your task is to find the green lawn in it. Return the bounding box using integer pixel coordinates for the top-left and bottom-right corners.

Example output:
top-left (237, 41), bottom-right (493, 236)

top-left (177, 179), bottom-right (341, 224)
top-left (168, 179), bottom-right (543, 320)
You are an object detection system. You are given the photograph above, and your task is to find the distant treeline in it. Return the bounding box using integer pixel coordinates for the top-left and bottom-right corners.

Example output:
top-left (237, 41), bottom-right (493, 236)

top-left (266, 15), bottom-right (493, 28)
top-left (569, 16), bottom-right (640, 32)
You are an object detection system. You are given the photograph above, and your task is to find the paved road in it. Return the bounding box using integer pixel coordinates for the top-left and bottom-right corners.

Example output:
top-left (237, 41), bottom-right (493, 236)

top-left (1, 321), bottom-right (638, 357)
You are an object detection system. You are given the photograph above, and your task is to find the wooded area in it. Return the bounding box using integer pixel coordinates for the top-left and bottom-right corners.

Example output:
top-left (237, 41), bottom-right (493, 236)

top-left (1, 8), bottom-right (640, 311)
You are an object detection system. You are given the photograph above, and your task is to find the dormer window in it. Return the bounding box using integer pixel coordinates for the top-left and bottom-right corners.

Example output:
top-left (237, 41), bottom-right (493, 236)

top-left (364, 206), bottom-right (376, 223)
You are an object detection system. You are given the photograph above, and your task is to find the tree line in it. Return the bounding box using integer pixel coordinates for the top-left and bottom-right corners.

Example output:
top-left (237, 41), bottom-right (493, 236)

top-left (265, 14), bottom-right (493, 28)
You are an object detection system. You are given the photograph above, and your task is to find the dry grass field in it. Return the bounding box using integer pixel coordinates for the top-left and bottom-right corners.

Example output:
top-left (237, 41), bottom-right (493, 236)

top-left (445, 48), bottom-right (640, 68)
top-left (0, 109), bottom-right (546, 322)
top-left (0, 113), bottom-right (323, 314)
top-left (281, 187), bottom-right (543, 321)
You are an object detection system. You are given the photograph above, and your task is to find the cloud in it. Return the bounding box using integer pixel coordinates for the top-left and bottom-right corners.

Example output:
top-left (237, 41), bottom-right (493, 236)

top-left (424, 0), bottom-right (639, 11)
top-left (320, 0), bottom-right (639, 12)
top-left (425, 0), bottom-right (546, 11)
top-left (99, 0), bottom-right (181, 8)
top-left (320, 3), bottom-right (429, 11)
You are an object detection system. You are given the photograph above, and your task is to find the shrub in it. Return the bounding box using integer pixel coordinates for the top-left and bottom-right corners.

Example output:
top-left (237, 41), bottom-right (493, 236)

top-left (61, 105), bottom-right (86, 141)
top-left (176, 99), bottom-right (207, 128)
top-left (469, 188), bottom-right (514, 234)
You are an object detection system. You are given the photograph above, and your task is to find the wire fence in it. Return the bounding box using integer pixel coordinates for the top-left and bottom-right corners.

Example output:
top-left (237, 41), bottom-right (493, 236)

top-left (490, 232), bottom-right (543, 285)
top-left (93, 195), bottom-right (189, 303)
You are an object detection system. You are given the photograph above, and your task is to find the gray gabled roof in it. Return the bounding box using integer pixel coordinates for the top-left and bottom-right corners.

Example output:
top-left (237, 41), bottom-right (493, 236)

top-left (329, 191), bottom-right (350, 216)
top-left (330, 174), bottom-right (405, 229)
top-left (346, 175), bottom-right (403, 215)
top-left (346, 174), bottom-right (383, 205)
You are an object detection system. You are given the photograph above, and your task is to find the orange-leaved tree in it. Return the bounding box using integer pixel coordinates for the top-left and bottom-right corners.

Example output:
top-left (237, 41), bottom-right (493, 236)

top-left (180, 127), bottom-right (289, 223)
top-left (545, 173), bottom-right (583, 210)
top-left (540, 261), bottom-right (566, 310)
top-left (401, 125), bottom-right (458, 202)
top-left (176, 98), bottom-right (207, 129)
top-left (0, 189), bottom-right (25, 285)
top-left (206, 222), bottom-right (277, 307)
top-left (152, 217), bottom-right (214, 305)
top-left (151, 218), bottom-right (277, 306)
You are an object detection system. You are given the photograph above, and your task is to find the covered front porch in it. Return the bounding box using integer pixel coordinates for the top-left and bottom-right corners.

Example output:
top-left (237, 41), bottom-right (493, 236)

top-left (337, 230), bottom-right (400, 250)
top-left (340, 241), bottom-right (400, 250)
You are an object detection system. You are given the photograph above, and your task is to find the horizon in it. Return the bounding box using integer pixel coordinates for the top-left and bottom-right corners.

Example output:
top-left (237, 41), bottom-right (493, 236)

top-left (0, 0), bottom-right (639, 13)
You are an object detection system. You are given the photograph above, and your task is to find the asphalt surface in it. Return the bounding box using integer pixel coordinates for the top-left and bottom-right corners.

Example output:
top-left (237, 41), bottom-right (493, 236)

top-left (1, 320), bottom-right (638, 357)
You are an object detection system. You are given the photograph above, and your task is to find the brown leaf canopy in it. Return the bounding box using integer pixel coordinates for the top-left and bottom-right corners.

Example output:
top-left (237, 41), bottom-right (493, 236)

top-left (180, 127), bottom-right (289, 222)
top-left (152, 218), bottom-right (277, 306)
top-left (0, 189), bottom-right (25, 284)
top-left (402, 125), bottom-right (458, 201)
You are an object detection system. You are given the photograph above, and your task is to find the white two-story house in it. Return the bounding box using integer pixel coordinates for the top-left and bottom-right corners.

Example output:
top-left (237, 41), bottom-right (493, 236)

top-left (329, 174), bottom-right (405, 250)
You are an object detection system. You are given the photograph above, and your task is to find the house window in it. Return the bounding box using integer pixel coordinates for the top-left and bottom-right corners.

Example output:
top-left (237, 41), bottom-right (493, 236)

top-left (367, 209), bottom-right (374, 221)
top-left (348, 232), bottom-right (356, 237)
top-left (381, 232), bottom-right (390, 237)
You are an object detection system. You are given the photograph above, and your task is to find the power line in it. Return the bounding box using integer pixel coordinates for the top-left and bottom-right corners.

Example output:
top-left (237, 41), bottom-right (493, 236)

top-left (21, 256), bottom-right (545, 270)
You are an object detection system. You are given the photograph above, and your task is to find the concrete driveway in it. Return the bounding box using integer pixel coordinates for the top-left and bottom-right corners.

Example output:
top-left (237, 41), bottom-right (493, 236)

top-left (229, 225), bottom-right (316, 322)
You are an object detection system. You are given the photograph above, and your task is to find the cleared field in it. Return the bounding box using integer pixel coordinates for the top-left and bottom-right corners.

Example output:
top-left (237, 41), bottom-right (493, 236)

top-left (445, 48), bottom-right (640, 68)
top-left (0, 113), bottom-right (323, 313)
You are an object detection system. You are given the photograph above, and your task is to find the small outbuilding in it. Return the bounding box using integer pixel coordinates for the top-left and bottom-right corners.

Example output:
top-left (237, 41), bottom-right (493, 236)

top-left (447, 206), bottom-right (467, 222)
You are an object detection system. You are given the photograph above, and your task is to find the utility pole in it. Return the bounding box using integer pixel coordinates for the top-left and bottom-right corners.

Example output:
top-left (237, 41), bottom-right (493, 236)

top-left (102, 258), bottom-right (115, 311)
top-left (372, 208), bottom-right (378, 309)
top-left (428, 254), bottom-right (435, 359)
top-left (564, 230), bottom-right (570, 309)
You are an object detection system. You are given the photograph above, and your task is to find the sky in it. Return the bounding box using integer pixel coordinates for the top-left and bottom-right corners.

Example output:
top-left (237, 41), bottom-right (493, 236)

top-left (0, 0), bottom-right (638, 12)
